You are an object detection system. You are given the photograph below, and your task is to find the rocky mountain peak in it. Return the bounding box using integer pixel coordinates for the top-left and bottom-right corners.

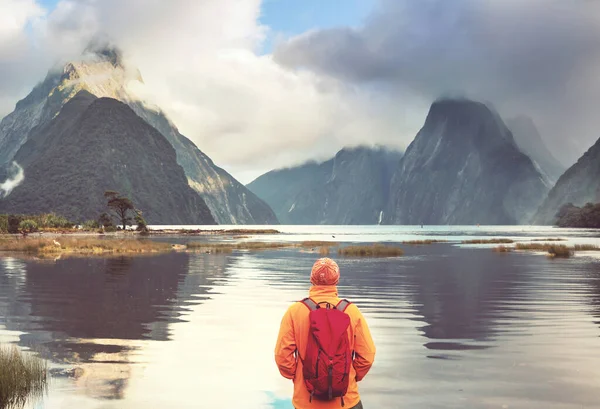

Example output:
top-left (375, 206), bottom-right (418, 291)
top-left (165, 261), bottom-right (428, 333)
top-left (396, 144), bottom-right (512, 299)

top-left (386, 98), bottom-right (548, 225)
top-left (423, 98), bottom-right (516, 148)
top-left (0, 42), bottom-right (278, 225)
top-left (82, 41), bottom-right (125, 68)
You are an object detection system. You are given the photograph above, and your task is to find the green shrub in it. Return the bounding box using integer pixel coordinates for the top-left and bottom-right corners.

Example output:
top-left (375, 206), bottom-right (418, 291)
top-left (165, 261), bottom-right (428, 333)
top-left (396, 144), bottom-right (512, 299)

top-left (104, 226), bottom-right (117, 233)
top-left (556, 202), bottom-right (600, 228)
top-left (19, 220), bottom-right (39, 234)
top-left (39, 213), bottom-right (73, 229)
top-left (98, 212), bottom-right (114, 228)
top-left (7, 215), bottom-right (23, 234)
top-left (0, 215), bottom-right (8, 233)
top-left (134, 212), bottom-right (148, 232)
top-left (0, 213), bottom-right (75, 232)
top-left (82, 220), bottom-right (100, 231)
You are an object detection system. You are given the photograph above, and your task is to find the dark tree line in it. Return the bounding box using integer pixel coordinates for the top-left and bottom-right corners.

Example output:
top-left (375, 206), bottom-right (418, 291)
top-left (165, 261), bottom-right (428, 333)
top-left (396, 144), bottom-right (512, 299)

top-left (555, 202), bottom-right (600, 228)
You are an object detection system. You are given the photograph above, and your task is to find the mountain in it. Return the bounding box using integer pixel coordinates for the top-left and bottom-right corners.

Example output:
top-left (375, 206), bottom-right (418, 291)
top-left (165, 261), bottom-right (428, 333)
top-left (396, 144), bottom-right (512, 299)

top-left (0, 45), bottom-right (277, 225)
top-left (247, 146), bottom-right (402, 224)
top-left (385, 98), bottom-right (550, 225)
top-left (507, 115), bottom-right (565, 184)
top-left (0, 91), bottom-right (216, 225)
top-left (531, 135), bottom-right (600, 225)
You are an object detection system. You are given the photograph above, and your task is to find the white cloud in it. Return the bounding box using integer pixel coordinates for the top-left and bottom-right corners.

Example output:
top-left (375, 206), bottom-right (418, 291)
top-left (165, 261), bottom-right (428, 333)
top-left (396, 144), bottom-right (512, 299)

top-left (0, 161), bottom-right (24, 198)
top-left (0, 0), bottom-right (47, 114)
top-left (0, 0), bottom-right (411, 184)
top-left (4, 0), bottom-right (600, 181)
top-left (273, 0), bottom-right (600, 167)
top-left (0, 0), bottom-right (43, 46)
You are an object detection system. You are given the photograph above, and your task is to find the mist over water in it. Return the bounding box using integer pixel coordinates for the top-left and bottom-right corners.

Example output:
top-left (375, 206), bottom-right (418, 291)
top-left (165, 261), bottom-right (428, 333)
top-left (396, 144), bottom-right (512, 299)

top-left (1, 226), bottom-right (600, 409)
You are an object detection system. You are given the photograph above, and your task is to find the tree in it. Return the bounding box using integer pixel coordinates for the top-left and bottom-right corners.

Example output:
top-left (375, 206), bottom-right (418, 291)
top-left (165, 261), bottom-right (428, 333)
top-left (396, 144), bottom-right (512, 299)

top-left (555, 202), bottom-right (600, 228)
top-left (104, 190), bottom-right (135, 230)
top-left (98, 212), bottom-right (113, 228)
top-left (134, 209), bottom-right (148, 233)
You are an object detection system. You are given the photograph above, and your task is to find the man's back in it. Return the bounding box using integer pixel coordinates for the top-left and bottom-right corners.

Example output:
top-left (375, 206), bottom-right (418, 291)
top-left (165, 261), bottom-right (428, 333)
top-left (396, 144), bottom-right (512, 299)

top-left (274, 258), bottom-right (376, 409)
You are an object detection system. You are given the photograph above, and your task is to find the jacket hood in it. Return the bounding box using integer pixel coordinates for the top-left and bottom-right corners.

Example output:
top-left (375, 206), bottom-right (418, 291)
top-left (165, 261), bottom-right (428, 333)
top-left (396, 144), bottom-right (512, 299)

top-left (309, 285), bottom-right (338, 298)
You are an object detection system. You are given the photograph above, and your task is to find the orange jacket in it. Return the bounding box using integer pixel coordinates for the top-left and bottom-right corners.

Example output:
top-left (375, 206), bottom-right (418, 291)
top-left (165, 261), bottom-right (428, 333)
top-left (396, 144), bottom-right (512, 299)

top-left (274, 285), bottom-right (376, 409)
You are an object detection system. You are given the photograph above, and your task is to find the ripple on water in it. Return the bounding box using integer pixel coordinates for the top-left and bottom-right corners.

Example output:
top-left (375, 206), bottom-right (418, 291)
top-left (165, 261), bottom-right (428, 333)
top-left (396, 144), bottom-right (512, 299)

top-left (0, 228), bottom-right (599, 408)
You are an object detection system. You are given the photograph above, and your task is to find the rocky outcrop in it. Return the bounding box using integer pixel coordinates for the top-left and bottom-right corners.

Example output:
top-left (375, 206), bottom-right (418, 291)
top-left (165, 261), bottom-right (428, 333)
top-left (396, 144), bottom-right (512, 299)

top-left (385, 98), bottom-right (549, 225)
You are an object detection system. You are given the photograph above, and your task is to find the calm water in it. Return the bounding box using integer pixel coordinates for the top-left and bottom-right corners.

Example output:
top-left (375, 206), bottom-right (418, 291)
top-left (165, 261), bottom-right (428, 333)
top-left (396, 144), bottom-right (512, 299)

top-left (1, 226), bottom-right (600, 409)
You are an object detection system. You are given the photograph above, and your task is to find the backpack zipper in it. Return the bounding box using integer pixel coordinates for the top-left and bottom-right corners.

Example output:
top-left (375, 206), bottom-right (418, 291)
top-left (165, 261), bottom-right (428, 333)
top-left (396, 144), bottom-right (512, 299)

top-left (315, 349), bottom-right (320, 378)
top-left (328, 360), bottom-right (333, 400)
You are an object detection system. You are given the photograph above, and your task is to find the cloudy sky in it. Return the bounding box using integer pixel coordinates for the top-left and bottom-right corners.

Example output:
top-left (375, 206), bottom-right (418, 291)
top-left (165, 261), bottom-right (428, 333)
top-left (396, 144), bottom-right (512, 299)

top-left (1, 0), bottom-right (600, 184)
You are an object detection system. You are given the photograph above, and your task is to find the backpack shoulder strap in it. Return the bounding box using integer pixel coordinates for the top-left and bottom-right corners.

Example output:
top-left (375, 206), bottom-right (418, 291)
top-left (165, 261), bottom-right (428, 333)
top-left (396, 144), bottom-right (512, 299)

top-left (336, 299), bottom-right (351, 312)
top-left (300, 297), bottom-right (318, 311)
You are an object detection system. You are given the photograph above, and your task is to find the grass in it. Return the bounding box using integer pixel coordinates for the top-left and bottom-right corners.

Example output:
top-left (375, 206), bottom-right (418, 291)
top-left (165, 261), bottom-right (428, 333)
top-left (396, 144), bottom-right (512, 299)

top-left (214, 229), bottom-right (280, 235)
top-left (337, 244), bottom-right (404, 257)
top-left (532, 238), bottom-right (566, 242)
top-left (572, 244), bottom-right (600, 251)
top-left (318, 246), bottom-right (332, 256)
top-left (515, 243), bottom-right (574, 258)
top-left (185, 240), bottom-right (344, 254)
top-left (0, 345), bottom-right (47, 409)
top-left (185, 241), bottom-right (293, 253)
top-left (462, 238), bottom-right (514, 244)
top-left (300, 241), bottom-right (339, 248)
top-left (515, 243), bottom-right (599, 252)
top-left (515, 243), bottom-right (551, 251)
top-left (547, 245), bottom-right (573, 258)
top-left (402, 240), bottom-right (447, 245)
top-left (492, 243), bottom-right (599, 258)
top-left (493, 245), bottom-right (513, 253)
top-left (157, 228), bottom-right (281, 235)
top-left (0, 237), bottom-right (172, 255)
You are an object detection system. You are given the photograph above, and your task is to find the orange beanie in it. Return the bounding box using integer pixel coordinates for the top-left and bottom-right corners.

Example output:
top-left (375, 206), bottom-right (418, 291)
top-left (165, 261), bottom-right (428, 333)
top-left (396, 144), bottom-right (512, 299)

top-left (310, 257), bottom-right (340, 286)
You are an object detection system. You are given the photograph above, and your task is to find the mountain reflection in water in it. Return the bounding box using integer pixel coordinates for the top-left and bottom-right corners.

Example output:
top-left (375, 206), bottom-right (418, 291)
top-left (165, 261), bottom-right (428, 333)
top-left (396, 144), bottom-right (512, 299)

top-left (0, 252), bottom-right (231, 402)
top-left (0, 234), bottom-right (600, 408)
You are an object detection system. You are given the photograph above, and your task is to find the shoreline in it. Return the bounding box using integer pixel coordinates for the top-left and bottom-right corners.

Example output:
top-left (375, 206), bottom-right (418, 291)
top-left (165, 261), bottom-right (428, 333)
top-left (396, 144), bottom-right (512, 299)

top-left (1, 229), bottom-right (599, 261)
top-left (0, 227), bottom-right (282, 239)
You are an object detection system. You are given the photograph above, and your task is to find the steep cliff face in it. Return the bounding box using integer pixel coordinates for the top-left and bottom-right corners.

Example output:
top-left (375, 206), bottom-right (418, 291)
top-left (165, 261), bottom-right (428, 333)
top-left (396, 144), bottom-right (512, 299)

top-left (532, 135), bottom-right (600, 225)
top-left (507, 115), bottom-right (566, 184)
top-left (247, 146), bottom-right (402, 224)
top-left (126, 101), bottom-right (278, 224)
top-left (247, 159), bottom-right (333, 225)
top-left (385, 98), bottom-right (549, 225)
top-left (0, 91), bottom-right (216, 225)
top-left (0, 46), bottom-right (277, 225)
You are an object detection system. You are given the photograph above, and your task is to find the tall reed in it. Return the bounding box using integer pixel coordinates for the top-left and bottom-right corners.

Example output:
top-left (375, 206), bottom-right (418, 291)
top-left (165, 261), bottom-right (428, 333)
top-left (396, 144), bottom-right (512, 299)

top-left (0, 345), bottom-right (47, 409)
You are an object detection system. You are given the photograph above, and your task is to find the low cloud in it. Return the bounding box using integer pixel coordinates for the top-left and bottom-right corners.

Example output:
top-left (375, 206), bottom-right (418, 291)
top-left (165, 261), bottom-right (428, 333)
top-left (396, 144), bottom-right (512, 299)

top-left (0, 162), bottom-right (25, 198)
top-left (0, 0), bottom-right (412, 183)
top-left (3, 0), bottom-right (595, 181)
top-left (274, 0), bottom-right (600, 166)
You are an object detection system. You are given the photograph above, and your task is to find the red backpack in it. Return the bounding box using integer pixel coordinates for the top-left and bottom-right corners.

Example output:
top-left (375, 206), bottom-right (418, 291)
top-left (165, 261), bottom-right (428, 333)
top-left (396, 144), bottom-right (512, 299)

top-left (300, 297), bottom-right (353, 407)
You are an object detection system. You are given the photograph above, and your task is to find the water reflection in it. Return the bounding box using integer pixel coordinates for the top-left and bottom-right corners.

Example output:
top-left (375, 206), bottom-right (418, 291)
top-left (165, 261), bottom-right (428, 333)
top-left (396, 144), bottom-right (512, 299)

top-left (0, 252), bottom-right (232, 402)
top-left (1, 240), bottom-right (600, 408)
top-left (251, 245), bottom-right (600, 408)
top-left (584, 261), bottom-right (600, 328)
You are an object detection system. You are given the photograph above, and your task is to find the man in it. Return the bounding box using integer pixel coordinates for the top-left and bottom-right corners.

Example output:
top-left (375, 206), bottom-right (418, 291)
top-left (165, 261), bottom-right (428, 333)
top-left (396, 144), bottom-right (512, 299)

top-left (274, 257), bottom-right (376, 409)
